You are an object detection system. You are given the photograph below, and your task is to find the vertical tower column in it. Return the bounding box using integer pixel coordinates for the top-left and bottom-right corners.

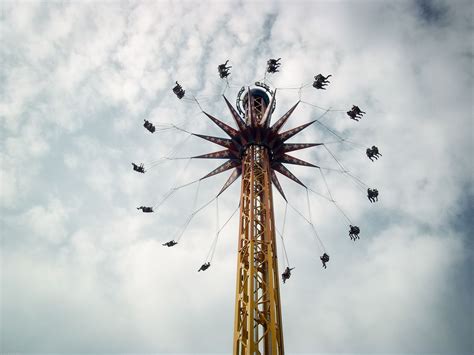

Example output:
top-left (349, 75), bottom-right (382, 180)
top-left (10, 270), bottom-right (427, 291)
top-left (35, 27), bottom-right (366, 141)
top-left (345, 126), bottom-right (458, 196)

top-left (233, 144), bottom-right (284, 354)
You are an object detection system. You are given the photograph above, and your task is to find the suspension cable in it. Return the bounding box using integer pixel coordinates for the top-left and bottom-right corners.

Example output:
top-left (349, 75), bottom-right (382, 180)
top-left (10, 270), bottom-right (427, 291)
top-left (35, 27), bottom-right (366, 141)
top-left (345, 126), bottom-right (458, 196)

top-left (152, 177), bottom-right (201, 210)
top-left (171, 124), bottom-right (192, 135)
top-left (175, 192), bottom-right (216, 243)
top-left (306, 186), bottom-right (333, 202)
top-left (300, 108), bottom-right (368, 152)
top-left (193, 95), bottom-right (204, 112)
top-left (300, 100), bottom-right (333, 112)
top-left (298, 83), bottom-right (312, 100)
top-left (205, 201), bottom-right (240, 263)
top-left (306, 185), bottom-right (354, 225)
top-left (287, 199), bottom-right (325, 253)
top-left (152, 159), bottom-right (194, 208)
top-left (206, 198), bottom-right (220, 262)
top-left (215, 197), bottom-right (220, 240)
top-left (342, 139), bottom-right (367, 149)
top-left (276, 229), bottom-right (290, 267)
top-left (305, 190), bottom-right (326, 253)
top-left (147, 133), bottom-right (193, 168)
top-left (275, 82), bottom-right (311, 90)
top-left (305, 189), bottom-right (314, 225)
top-left (316, 120), bottom-right (366, 152)
top-left (318, 168), bottom-right (335, 202)
top-left (317, 123), bottom-right (346, 144)
top-left (221, 78), bottom-right (230, 96)
top-left (322, 143), bottom-right (370, 192)
top-left (193, 179), bottom-right (201, 208)
top-left (333, 201), bottom-right (353, 225)
top-left (300, 100), bottom-right (346, 112)
top-left (319, 166), bottom-right (346, 173)
top-left (344, 171), bottom-right (369, 189)
top-left (278, 202), bottom-right (290, 267)
top-left (322, 144), bottom-right (347, 172)
top-left (167, 134), bottom-right (193, 160)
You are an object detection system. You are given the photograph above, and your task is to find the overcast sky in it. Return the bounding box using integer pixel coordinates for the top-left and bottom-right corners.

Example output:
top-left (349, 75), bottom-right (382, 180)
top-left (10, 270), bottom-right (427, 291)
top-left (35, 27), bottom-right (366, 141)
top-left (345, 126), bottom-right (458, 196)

top-left (1, 0), bottom-right (473, 353)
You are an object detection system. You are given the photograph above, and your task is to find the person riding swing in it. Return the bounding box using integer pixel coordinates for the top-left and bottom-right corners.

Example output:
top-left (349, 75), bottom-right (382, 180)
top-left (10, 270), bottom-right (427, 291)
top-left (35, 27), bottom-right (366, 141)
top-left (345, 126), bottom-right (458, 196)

top-left (367, 188), bottom-right (379, 202)
top-left (172, 81), bottom-right (185, 99)
top-left (137, 206), bottom-right (153, 213)
top-left (143, 119), bottom-right (156, 133)
top-left (163, 240), bottom-right (178, 247)
top-left (218, 60), bottom-right (232, 79)
top-left (313, 73), bottom-right (332, 90)
top-left (132, 162), bottom-right (145, 173)
top-left (349, 225), bottom-right (361, 240)
top-left (198, 262), bottom-right (211, 272)
top-left (267, 58), bottom-right (282, 73)
top-left (320, 253), bottom-right (330, 269)
top-left (282, 266), bottom-right (295, 283)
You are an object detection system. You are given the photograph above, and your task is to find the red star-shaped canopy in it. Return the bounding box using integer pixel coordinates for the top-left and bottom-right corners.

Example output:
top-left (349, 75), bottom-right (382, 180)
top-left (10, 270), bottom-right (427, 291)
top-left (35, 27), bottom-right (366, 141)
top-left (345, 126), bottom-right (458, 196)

top-left (193, 90), bottom-right (322, 200)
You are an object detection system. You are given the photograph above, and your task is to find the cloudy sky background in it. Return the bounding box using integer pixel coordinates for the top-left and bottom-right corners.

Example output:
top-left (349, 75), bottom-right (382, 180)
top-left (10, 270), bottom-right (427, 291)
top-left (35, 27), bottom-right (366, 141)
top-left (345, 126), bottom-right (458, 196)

top-left (1, 0), bottom-right (472, 353)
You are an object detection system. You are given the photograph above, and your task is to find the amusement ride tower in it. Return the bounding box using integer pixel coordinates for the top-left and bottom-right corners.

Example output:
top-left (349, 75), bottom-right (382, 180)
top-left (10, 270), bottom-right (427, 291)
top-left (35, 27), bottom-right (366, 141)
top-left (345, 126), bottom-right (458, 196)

top-left (137, 62), bottom-right (377, 354)
top-left (233, 87), bottom-right (284, 353)
top-left (191, 84), bottom-right (321, 353)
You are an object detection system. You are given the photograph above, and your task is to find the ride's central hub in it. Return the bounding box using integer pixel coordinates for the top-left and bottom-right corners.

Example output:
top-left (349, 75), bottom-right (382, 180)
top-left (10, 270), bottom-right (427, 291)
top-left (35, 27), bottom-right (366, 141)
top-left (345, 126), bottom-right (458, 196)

top-left (193, 83), bottom-right (319, 199)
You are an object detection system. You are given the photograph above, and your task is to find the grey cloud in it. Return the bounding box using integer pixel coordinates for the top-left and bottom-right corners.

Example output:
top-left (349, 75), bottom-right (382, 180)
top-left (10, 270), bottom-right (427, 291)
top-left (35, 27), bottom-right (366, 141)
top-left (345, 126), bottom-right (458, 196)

top-left (414, 0), bottom-right (450, 25)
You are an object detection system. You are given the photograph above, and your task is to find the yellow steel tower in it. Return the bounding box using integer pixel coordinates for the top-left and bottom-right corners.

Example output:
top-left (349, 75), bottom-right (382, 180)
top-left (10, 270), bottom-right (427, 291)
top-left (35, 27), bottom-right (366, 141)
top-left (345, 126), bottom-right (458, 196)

top-left (191, 85), bottom-right (321, 354)
top-left (234, 92), bottom-right (283, 353)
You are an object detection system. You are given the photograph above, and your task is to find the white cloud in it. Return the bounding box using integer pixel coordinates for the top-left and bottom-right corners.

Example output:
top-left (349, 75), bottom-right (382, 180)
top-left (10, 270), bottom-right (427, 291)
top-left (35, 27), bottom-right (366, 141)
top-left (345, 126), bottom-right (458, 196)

top-left (20, 198), bottom-right (69, 245)
top-left (1, 0), bottom-right (472, 353)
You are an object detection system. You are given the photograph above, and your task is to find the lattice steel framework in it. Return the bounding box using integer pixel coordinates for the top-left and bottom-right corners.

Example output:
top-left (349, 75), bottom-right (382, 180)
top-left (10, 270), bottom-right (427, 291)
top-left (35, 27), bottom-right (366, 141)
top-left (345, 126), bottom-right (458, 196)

top-left (232, 94), bottom-right (283, 353)
top-left (234, 144), bottom-right (283, 353)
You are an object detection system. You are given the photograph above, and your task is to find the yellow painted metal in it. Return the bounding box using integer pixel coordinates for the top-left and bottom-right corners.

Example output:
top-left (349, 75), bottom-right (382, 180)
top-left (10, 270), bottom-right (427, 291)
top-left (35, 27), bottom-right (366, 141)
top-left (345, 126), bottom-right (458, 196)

top-left (233, 94), bottom-right (284, 354)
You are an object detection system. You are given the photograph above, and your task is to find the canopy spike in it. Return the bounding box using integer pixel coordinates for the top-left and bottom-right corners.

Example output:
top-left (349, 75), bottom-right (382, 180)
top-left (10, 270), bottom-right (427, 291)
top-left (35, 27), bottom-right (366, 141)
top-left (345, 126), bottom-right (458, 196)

top-left (272, 163), bottom-right (307, 188)
top-left (218, 168), bottom-right (242, 196)
top-left (275, 154), bottom-right (319, 168)
top-left (223, 95), bottom-right (247, 132)
top-left (280, 143), bottom-right (323, 153)
top-left (279, 119), bottom-right (316, 142)
top-left (192, 150), bottom-right (234, 160)
top-left (271, 170), bottom-right (287, 201)
top-left (201, 160), bottom-right (240, 180)
top-left (271, 101), bottom-right (300, 133)
top-left (203, 111), bottom-right (239, 138)
top-left (192, 133), bottom-right (235, 149)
